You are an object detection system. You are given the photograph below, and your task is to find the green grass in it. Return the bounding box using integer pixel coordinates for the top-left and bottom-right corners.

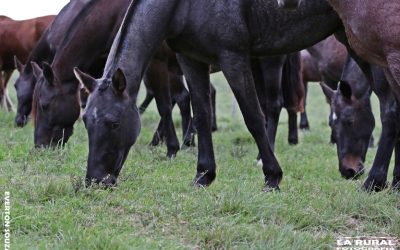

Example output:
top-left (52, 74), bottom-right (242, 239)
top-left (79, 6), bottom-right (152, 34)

top-left (1, 72), bottom-right (399, 249)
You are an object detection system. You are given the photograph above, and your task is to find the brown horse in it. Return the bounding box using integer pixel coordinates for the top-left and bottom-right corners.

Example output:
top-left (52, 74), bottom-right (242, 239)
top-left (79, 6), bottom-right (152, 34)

top-left (0, 15), bottom-right (54, 110)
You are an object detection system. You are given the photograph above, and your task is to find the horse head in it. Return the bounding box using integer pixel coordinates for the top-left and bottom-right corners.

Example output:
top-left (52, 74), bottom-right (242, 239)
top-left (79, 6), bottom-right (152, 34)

top-left (31, 61), bottom-right (81, 148)
top-left (321, 81), bottom-right (374, 179)
top-left (74, 67), bottom-right (140, 187)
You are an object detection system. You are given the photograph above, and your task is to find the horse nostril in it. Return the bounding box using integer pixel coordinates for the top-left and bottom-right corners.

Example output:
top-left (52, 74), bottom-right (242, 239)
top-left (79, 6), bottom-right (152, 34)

top-left (341, 168), bottom-right (356, 179)
top-left (15, 115), bottom-right (27, 127)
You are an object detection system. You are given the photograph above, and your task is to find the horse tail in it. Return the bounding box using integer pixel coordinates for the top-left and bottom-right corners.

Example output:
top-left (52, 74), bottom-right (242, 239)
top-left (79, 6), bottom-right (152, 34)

top-left (282, 52), bottom-right (304, 113)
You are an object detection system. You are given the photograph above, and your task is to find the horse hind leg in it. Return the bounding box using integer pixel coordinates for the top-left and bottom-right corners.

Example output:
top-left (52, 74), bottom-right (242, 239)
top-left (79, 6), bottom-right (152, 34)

top-left (299, 81), bottom-right (310, 130)
top-left (170, 73), bottom-right (195, 148)
top-left (287, 108), bottom-right (299, 145)
top-left (210, 83), bottom-right (217, 131)
top-left (220, 51), bottom-right (282, 191)
top-left (145, 61), bottom-right (180, 158)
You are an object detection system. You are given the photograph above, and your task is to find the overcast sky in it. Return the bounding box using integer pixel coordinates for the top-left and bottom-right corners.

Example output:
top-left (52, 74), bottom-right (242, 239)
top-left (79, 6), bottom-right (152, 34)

top-left (0, 0), bottom-right (69, 19)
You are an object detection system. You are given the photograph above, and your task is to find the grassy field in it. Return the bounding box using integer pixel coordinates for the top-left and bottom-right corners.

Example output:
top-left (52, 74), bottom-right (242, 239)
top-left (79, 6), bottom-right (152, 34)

top-left (1, 72), bottom-right (399, 249)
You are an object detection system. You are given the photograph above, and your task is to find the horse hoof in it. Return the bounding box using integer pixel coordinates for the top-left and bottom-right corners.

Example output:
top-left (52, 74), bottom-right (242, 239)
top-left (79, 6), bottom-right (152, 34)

top-left (362, 177), bottom-right (388, 192)
top-left (166, 149), bottom-right (179, 159)
top-left (262, 185), bottom-right (280, 192)
top-left (288, 137), bottom-right (298, 145)
top-left (299, 123), bottom-right (310, 130)
top-left (193, 171), bottom-right (215, 187)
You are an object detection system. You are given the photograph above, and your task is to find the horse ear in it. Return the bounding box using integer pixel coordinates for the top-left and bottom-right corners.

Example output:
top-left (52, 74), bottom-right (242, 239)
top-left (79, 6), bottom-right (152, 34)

top-left (31, 61), bottom-right (43, 79)
top-left (14, 56), bottom-right (25, 72)
top-left (338, 80), bottom-right (352, 100)
top-left (74, 67), bottom-right (97, 93)
top-left (320, 82), bottom-right (335, 103)
top-left (111, 68), bottom-right (126, 95)
top-left (41, 62), bottom-right (55, 86)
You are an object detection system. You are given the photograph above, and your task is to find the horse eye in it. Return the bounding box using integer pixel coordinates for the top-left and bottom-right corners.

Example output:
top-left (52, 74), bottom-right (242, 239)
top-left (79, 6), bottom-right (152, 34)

top-left (105, 120), bottom-right (120, 129)
top-left (111, 122), bottom-right (120, 129)
top-left (41, 103), bottom-right (49, 111)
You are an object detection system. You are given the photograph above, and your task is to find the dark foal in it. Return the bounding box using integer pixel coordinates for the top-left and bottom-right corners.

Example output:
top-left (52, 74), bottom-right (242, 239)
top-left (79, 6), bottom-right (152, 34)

top-left (0, 15), bottom-right (54, 111)
top-left (74, 0), bottom-right (343, 190)
top-left (322, 56), bottom-right (400, 190)
top-left (14, 0), bottom-right (94, 127)
top-left (321, 57), bottom-right (374, 179)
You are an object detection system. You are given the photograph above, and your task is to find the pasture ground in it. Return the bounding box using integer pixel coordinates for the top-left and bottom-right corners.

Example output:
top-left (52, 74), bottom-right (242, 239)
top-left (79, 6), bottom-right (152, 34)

top-left (1, 73), bottom-right (399, 249)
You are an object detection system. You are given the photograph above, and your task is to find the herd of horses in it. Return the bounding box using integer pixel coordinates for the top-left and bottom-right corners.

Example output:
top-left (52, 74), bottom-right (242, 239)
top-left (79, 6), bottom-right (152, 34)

top-left (1, 0), bottom-right (399, 193)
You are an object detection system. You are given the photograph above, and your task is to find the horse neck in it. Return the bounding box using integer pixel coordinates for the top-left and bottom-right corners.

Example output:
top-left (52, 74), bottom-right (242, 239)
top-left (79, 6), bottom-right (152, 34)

top-left (52, 0), bottom-right (130, 84)
top-left (103, 0), bottom-right (179, 101)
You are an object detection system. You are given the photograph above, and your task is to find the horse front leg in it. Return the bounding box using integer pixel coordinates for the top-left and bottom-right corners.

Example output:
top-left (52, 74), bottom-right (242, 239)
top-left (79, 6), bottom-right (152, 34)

top-left (139, 87), bottom-right (154, 114)
top-left (363, 92), bottom-right (398, 192)
top-left (145, 60), bottom-right (180, 158)
top-left (177, 55), bottom-right (216, 186)
top-left (220, 51), bottom-right (282, 191)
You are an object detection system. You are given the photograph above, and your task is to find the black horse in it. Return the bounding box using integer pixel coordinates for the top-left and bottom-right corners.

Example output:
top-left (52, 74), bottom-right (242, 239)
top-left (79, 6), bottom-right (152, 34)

top-left (74, 0), bottom-right (342, 190)
top-left (322, 57), bottom-right (399, 190)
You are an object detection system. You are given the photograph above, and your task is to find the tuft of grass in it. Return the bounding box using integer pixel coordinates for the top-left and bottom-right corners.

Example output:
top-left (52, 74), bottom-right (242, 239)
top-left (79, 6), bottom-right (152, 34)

top-left (0, 72), bottom-right (398, 249)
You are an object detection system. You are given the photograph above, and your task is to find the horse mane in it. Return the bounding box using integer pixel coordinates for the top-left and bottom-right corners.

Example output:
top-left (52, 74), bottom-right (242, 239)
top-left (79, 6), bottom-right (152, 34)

top-left (104, 0), bottom-right (137, 75)
top-left (282, 52), bottom-right (304, 113)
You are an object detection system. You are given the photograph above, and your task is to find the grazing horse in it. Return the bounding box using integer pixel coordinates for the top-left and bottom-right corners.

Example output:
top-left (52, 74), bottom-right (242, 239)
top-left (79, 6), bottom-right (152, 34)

top-left (13, 0), bottom-right (96, 127)
top-left (320, 56), bottom-right (374, 179)
top-left (323, 57), bottom-right (399, 190)
top-left (30, 0), bottom-right (131, 147)
top-left (0, 15), bottom-right (54, 110)
top-left (31, 0), bottom-right (193, 156)
top-left (74, 0), bottom-right (342, 189)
